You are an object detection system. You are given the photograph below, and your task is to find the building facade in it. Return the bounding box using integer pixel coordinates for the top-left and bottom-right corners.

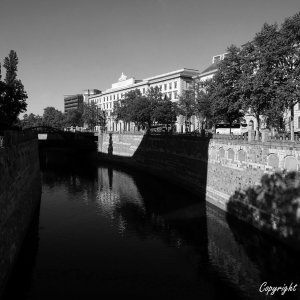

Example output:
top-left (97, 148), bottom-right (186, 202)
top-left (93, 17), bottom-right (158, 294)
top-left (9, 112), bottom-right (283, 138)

top-left (64, 94), bottom-right (84, 112)
top-left (88, 68), bottom-right (199, 132)
top-left (197, 53), bottom-right (300, 135)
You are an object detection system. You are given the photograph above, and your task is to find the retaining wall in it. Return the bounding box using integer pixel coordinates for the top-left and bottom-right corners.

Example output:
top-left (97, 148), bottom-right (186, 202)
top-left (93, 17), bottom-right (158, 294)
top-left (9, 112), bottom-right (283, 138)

top-left (98, 133), bottom-right (300, 209)
top-left (0, 130), bottom-right (41, 295)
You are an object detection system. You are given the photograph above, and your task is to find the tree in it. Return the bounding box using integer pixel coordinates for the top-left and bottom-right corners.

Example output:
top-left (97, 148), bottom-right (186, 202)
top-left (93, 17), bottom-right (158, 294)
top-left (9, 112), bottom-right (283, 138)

top-left (207, 45), bottom-right (244, 133)
top-left (177, 89), bottom-right (196, 131)
top-left (64, 109), bottom-right (83, 127)
top-left (113, 89), bottom-right (153, 129)
top-left (152, 99), bottom-right (177, 131)
top-left (21, 113), bottom-right (43, 128)
top-left (82, 102), bottom-right (105, 130)
top-left (0, 50), bottom-right (27, 128)
top-left (275, 12), bottom-right (300, 140)
top-left (193, 79), bottom-right (214, 129)
top-left (239, 24), bottom-right (279, 139)
top-left (42, 107), bottom-right (65, 129)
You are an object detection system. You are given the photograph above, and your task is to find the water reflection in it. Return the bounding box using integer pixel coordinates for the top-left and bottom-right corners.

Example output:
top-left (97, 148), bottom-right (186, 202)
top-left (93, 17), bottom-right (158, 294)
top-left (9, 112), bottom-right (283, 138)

top-left (2, 163), bottom-right (300, 300)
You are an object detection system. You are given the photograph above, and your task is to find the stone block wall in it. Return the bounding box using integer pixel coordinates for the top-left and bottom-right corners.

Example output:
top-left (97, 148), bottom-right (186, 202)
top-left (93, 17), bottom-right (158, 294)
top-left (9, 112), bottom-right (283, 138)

top-left (98, 133), bottom-right (300, 209)
top-left (0, 131), bottom-right (41, 295)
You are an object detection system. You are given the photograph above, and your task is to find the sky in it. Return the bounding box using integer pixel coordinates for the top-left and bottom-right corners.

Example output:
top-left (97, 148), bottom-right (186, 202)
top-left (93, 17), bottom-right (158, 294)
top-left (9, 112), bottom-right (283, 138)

top-left (0, 0), bottom-right (300, 115)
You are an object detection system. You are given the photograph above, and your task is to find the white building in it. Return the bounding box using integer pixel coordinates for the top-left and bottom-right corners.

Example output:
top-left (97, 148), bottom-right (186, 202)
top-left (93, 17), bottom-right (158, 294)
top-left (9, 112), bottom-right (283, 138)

top-left (88, 68), bottom-right (199, 132)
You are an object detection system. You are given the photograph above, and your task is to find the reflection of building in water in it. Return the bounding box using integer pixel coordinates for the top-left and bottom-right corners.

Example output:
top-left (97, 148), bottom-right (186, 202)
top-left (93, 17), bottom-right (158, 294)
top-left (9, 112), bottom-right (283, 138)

top-left (96, 168), bottom-right (145, 231)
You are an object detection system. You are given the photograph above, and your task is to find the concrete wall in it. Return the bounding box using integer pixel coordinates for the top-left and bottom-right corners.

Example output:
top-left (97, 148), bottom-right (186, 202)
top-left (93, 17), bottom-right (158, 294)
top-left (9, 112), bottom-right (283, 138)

top-left (98, 133), bottom-right (300, 210)
top-left (0, 131), bottom-right (41, 295)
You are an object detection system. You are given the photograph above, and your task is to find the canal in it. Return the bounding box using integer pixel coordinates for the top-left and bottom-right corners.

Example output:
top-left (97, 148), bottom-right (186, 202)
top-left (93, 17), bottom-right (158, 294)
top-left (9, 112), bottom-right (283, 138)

top-left (2, 162), bottom-right (300, 299)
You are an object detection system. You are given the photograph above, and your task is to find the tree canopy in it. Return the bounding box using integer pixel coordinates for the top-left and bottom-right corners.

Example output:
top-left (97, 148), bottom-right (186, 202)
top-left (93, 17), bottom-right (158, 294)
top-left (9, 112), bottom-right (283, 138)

top-left (0, 50), bottom-right (27, 128)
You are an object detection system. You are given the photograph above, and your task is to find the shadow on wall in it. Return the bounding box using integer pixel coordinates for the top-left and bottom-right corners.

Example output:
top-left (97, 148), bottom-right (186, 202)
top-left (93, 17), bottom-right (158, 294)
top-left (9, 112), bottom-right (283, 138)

top-left (98, 132), bottom-right (211, 199)
top-left (226, 172), bottom-right (300, 250)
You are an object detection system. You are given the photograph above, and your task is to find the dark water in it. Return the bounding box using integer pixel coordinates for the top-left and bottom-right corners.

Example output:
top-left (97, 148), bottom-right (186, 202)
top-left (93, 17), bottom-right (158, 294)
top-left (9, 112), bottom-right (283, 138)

top-left (3, 163), bottom-right (300, 300)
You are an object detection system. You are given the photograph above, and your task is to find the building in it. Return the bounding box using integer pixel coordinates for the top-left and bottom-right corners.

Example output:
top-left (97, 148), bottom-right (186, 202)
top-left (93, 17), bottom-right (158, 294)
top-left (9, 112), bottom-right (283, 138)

top-left (197, 53), bottom-right (300, 135)
top-left (64, 94), bottom-right (84, 112)
top-left (83, 89), bottom-right (101, 104)
top-left (64, 89), bottom-right (101, 113)
top-left (88, 68), bottom-right (199, 132)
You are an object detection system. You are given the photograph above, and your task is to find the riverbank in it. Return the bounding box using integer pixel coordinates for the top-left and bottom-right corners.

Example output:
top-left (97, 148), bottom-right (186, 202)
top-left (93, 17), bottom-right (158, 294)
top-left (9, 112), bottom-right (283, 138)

top-left (97, 132), bottom-right (300, 250)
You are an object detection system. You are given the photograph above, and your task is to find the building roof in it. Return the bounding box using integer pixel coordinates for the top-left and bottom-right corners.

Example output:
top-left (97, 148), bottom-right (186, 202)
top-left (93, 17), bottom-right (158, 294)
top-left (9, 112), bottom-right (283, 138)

top-left (200, 63), bottom-right (218, 75)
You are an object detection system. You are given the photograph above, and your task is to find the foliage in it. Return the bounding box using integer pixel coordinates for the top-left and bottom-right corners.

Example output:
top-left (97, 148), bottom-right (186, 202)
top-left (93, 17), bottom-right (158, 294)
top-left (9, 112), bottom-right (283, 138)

top-left (64, 109), bottom-right (83, 127)
top-left (153, 99), bottom-right (177, 129)
top-left (21, 113), bottom-right (43, 128)
top-left (0, 50), bottom-right (27, 128)
top-left (113, 87), bottom-right (177, 129)
top-left (228, 172), bottom-right (300, 241)
top-left (42, 107), bottom-right (65, 129)
top-left (239, 24), bottom-right (279, 137)
top-left (177, 89), bottom-right (196, 127)
top-left (193, 79), bottom-right (213, 129)
top-left (82, 102), bottom-right (106, 130)
top-left (206, 45), bottom-right (244, 132)
top-left (275, 12), bottom-right (300, 140)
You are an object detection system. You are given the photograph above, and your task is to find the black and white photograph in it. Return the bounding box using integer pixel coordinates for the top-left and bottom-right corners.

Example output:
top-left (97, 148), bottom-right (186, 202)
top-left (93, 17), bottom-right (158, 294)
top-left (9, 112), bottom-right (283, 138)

top-left (1, 0), bottom-right (300, 299)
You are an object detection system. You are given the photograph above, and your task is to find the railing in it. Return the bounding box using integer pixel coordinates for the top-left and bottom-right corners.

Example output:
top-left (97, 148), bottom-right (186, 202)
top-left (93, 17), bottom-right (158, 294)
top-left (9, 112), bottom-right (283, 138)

top-left (100, 129), bottom-right (300, 144)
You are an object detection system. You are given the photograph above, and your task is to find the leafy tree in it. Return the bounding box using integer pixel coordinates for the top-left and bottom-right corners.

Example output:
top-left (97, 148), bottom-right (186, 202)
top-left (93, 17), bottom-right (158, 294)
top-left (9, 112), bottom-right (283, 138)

top-left (0, 50), bottom-right (27, 128)
top-left (113, 89), bottom-right (153, 129)
top-left (177, 89), bottom-right (196, 131)
top-left (64, 109), bottom-right (83, 127)
top-left (275, 12), bottom-right (300, 140)
top-left (82, 102), bottom-right (105, 130)
top-left (193, 79), bottom-right (214, 129)
top-left (42, 107), bottom-right (65, 129)
top-left (153, 99), bottom-right (177, 131)
top-left (21, 113), bottom-right (43, 128)
top-left (207, 45), bottom-right (244, 133)
top-left (239, 24), bottom-right (279, 138)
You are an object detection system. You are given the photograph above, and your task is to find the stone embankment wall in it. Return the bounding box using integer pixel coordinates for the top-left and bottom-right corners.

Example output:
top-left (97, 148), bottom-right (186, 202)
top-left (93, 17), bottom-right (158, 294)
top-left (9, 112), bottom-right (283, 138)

top-left (98, 133), bottom-right (299, 210)
top-left (0, 131), bottom-right (41, 295)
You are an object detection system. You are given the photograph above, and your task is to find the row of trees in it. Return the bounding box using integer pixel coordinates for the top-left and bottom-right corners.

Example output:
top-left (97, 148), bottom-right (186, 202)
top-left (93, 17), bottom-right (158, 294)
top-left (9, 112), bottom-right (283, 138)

top-left (114, 11), bottom-right (300, 140)
top-left (21, 103), bottom-right (106, 131)
top-left (0, 50), bottom-right (27, 128)
top-left (194, 11), bottom-right (300, 140)
top-left (113, 87), bottom-right (177, 131)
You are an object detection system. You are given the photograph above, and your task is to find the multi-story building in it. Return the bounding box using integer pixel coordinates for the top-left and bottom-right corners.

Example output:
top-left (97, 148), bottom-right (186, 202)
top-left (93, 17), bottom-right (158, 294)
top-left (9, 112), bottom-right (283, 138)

top-left (197, 53), bottom-right (300, 135)
top-left (64, 94), bottom-right (84, 112)
top-left (64, 89), bottom-right (101, 113)
top-left (88, 68), bottom-right (199, 132)
top-left (83, 89), bottom-right (101, 104)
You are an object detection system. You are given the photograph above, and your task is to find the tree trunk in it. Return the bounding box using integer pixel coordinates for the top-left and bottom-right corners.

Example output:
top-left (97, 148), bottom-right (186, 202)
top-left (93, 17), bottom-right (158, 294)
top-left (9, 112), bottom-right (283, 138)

top-left (255, 114), bottom-right (260, 141)
top-left (290, 105), bottom-right (295, 141)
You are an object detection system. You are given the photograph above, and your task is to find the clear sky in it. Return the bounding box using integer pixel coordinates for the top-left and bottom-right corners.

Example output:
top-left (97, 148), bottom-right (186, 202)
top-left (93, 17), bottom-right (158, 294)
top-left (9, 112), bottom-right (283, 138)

top-left (1, 0), bottom-right (300, 115)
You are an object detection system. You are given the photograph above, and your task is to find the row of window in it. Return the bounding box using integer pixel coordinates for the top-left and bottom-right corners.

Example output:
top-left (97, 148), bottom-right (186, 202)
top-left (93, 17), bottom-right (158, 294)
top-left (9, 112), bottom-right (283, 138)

top-left (91, 81), bottom-right (179, 105)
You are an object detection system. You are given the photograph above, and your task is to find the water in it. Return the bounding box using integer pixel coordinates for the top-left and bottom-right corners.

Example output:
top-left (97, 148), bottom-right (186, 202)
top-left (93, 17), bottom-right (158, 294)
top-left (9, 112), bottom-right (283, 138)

top-left (3, 163), bottom-right (300, 299)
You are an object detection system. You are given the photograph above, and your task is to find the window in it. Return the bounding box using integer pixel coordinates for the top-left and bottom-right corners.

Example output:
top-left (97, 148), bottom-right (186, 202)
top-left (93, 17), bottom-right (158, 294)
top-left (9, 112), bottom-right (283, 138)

top-left (164, 84), bottom-right (167, 91)
top-left (159, 85), bottom-right (162, 91)
top-left (174, 91), bottom-right (178, 99)
top-left (298, 116), bottom-right (300, 129)
top-left (169, 82), bottom-right (172, 90)
top-left (143, 88), bottom-right (145, 94)
top-left (298, 103), bottom-right (300, 110)
top-left (168, 92), bottom-right (172, 99)
top-left (110, 95), bottom-right (112, 100)
top-left (174, 81), bottom-right (177, 89)
top-left (114, 95), bottom-right (115, 100)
